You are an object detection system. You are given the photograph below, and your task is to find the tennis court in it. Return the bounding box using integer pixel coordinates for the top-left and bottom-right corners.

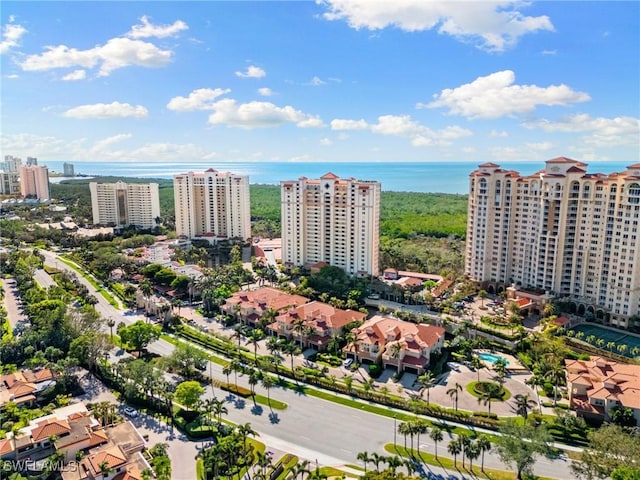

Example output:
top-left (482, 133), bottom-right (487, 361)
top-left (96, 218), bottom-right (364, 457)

top-left (570, 323), bottom-right (640, 358)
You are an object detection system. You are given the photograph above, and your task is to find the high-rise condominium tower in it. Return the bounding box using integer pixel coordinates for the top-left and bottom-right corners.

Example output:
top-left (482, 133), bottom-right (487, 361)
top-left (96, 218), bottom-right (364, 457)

top-left (90, 181), bottom-right (160, 229)
top-left (19, 165), bottom-right (50, 201)
top-left (465, 157), bottom-right (640, 327)
top-left (281, 172), bottom-right (380, 276)
top-left (173, 169), bottom-right (251, 241)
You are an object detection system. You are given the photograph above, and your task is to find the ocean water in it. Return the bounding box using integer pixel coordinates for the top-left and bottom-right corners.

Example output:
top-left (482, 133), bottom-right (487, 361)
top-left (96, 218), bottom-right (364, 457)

top-left (44, 160), bottom-right (633, 194)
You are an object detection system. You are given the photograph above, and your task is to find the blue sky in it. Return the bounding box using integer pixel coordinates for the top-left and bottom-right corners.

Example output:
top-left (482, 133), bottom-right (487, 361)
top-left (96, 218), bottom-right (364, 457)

top-left (1, 1), bottom-right (638, 164)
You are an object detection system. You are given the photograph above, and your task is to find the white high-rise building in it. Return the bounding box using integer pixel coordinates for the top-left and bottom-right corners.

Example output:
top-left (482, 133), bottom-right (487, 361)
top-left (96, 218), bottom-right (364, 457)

top-left (63, 162), bottom-right (75, 177)
top-left (4, 155), bottom-right (22, 172)
top-left (465, 157), bottom-right (640, 328)
top-left (89, 181), bottom-right (160, 230)
top-left (26, 157), bottom-right (38, 167)
top-left (281, 172), bottom-right (380, 276)
top-left (173, 168), bottom-right (251, 241)
top-left (19, 165), bottom-right (50, 201)
top-left (0, 171), bottom-right (20, 195)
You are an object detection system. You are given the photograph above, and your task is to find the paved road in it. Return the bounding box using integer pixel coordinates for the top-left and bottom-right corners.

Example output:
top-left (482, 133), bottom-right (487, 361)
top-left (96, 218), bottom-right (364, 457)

top-left (2, 277), bottom-right (26, 330)
top-left (34, 268), bottom-right (56, 289)
top-left (40, 250), bottom-right (577, 480)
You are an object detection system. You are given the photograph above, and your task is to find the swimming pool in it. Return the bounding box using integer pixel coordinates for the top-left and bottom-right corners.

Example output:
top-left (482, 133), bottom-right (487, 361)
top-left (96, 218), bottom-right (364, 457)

top-left (478, 352), bottom-right (510, 365)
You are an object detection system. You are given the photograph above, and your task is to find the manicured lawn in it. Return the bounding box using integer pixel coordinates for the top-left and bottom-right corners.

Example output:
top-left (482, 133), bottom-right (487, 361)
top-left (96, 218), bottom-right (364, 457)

top-left (466, 381), bottom-right (512, 402)
top-left (385, 444), bottom-right (558, 480)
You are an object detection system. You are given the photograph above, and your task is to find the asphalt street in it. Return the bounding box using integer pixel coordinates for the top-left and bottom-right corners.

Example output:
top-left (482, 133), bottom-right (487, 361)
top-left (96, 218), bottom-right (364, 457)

top-left (35, 250), bottom-right (577, 479)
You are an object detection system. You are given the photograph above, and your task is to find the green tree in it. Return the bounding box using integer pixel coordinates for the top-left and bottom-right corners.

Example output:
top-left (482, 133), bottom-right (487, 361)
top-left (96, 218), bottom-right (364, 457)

top-left (495, 418), bottom-right (552, 480)
top-left (173, 381), bottom-right (204, 412)
top-left (118, 320), bottom-right (161, 355)
top-left (429, 426), bottom-right (444, 459)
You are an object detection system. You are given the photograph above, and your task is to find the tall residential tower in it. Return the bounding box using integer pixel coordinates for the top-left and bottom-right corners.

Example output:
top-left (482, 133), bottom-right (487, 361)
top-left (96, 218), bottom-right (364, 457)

top-left (19, 165), bottom-right (50, 201)
top-left (89, 181), bottom-right (160, 229)
top-left (173, 168), bottom-right (251, 241)
top-left (465, 157), bottom-right (640, 328)
top-left (281, 173), bottom-right (380, 276)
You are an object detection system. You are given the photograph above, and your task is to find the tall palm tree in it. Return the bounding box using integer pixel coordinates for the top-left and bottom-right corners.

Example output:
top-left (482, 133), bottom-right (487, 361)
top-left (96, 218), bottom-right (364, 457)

top-left (398, 422), bottom-right (410, 452)
top-left (447, 440), bottom-right (461, 468)
top-left (417, 371), bottom-right (435, 404)
top-left (545, 361), bottom-right (565, 407)
top-left (413, 420), bottom-right (428, 458)
top-left (289, 460), bottom-right (311, 479)
top-left (246, 328), bottom-right (264, 363)
top-left (212, 398), bottom-right (228, 426)
top-left (386, 455), bottom-right (403, 475)
top-left (458, 434), bottom-right (471, 468)
top-left (292, 318), bottom-right (307, 349)
top-left (476, 435), bottom-right (492, 472)
top-left (514, 393), bottom-right (537, 419)
top-left (262, 375), bottom-right (274, 408)
top-left (370, 453), bottom-right (384, 473)
top-left (446, 382), bottom-right (463, 411)
top-left (478, 390), bottom-right (493, 415)
top-left (356, 451), bottom-right (370, 472)
top-left (429, 426), bottom-right (444, 459)
top-left (389, 341), bottom-right (403, 374)
top-left (107, 318), bottom-right (116, 342)
top-left (465, 441), bottom-right (481, 472)
top-left (525, 374), bottom-right (543, 408)
top-left (236, 422), bottom-right (258, 450)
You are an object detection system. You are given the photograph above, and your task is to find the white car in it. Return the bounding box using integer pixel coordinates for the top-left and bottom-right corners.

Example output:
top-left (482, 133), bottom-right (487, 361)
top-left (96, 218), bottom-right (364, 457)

top-left (123, 406), bottom-right (139, 418)
top-left (343, 358), bottom-right (354, 368)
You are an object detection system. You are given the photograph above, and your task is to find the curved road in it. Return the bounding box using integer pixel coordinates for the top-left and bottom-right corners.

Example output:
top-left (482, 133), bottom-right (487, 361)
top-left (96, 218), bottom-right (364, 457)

top-left (39, 250), bottom-right (576, 479)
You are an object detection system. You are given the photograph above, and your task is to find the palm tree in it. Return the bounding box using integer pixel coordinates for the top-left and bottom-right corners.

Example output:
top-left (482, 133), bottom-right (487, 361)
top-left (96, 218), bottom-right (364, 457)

top-left (398, 421), bottom-right (410, 452)
top-left (356, 451), bottom-right (370, 473)
top-left (139, 280), bottom-right (153, 316)
top-left (493, 358), bottom-right (508, 380)
top-left (229, 358), bottom-right (241, 390)
top-left (237, 422), bottom-right (258, 450)
top-left (389, 341), bottom-right (403, 374)
top-left (617, 344), bottom-right (628, 356)
top-left (465, 440), bottom-right (481, 472)
top-left (292, 318), bottom-right (307, 349)
top-left (446, 382), bottom-right (463, 411)
top-left (222, 362), bottom-right (233, 387)
top-left (471, 355), bottom-right (485, 382)
top-left (246, 328), bottom-right (264, 363)
top-left (545, 361), bottom-right (565, 407)
top-left (283, 341), bottom-right (298, 372)
top-left (607, 340), bottom-right (616, 352)
top-left (514, 393), bottom-right (537, 419)
top-left (525, 374), bottom-right (543, 408)
top-left (212, 398), bottom-right (228, 426)
top-left (447, 440), bottom-right (462, 468)
top-left (343, 375), bottom-right (353, 393)
top-left (429, 426), bottom-right (444, 459)
top-left (107, 318), bottom-right (116, 342)
top-left (248, 370), bottom-right (260, 397)
top-left (413, 420), bottom-right (428, 458)
top-left (478, 289), bottom-right (487, 308)
top-left (417, 371), bottom-right (435, 404)
top-left (596, 337), bottom-right (605, 350)
top-left (458, 433), bottom-right (471, 468)
top-left (370, 452), bottom-right (384, 473)
top-left (478, 389), bottom-right (493, 415)
top-left (586, 334), bottom-right (596, 345)
top-left (386, 455), bottom-right (403, 475)
top-left (477, 435), bottom-right (491, 471)
top-left (262, 375), bottom-right (274, 408)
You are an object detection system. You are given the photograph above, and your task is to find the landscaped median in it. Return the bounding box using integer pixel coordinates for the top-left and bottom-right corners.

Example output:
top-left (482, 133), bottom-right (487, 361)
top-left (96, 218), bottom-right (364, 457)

top-left (56, 255), bottom-right (121, 308)
top-left (384, 444), bottom-right (558, 480)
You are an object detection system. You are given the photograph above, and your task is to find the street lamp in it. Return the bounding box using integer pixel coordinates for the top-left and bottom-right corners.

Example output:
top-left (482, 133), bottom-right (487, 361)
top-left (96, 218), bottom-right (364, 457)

top-left (393, 414), bottom-right (397, 449)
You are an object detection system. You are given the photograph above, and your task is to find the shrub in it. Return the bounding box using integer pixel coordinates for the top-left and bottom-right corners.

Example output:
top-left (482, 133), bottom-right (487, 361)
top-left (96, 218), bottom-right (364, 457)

top-left (368, 364), bottom-right (382, 378)
top-left (472, 411), bottom-right (499, 420)
top-left (219, 383), bottom-right (252, 397)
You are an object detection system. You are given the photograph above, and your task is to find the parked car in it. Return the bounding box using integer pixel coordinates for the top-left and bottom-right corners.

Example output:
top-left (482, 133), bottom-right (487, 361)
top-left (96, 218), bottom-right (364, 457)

top-left (123, 406), bottom-right (139, 418)
top-left (343, 358), bottom-right (354, 368)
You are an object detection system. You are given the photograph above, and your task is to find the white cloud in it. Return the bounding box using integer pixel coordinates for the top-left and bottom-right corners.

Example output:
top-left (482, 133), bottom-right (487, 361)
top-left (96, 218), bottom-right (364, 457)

top-left (524, 114), bottom-right (640, 147)
top-left (541, 49), bottom-right (557, 55)
top-left (207, 99), bottom-right (323, 129)
top-left (61, 69), bottom-right (86, 81)
top-left (330, 118), bottom-right (369, 130)
top-left (320, 0), bottom-right (554, 52)
top-left (19, 36), bottom-right (173, 77)
top-left (166, 88), bottom-right (231, 111)
top-left (320, 137), bottom-right (333, 146)
top-left (331, 114), bottom-right (472, 147)
top-left (490, 129), bottom-right (509, 137)
top-left (424, 70), bottom-right (590, 119)
top-left (62, 101), bottom-right (149, 119)
top-left (126, 15), bottom-right (188, 39)
top-left (235, 65), bottom-right (266, 78)
top-left (5, 73), bottom-right (19, 79)
top-left (0, 22), bottom-right (27, 54)
top-left (308, 76), bottom-right (326, 86)
top-left (92, 133), bottom-right (133, 152)
top-left (258, 87), bottom-right (273, 96)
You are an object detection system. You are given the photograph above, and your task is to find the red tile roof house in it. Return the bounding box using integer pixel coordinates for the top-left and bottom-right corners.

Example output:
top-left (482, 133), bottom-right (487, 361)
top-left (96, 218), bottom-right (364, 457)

top-left (0, 368), bottom-right (55, 409)
top-left (221, 287), bottom-right (309, 326)
top-left (268, 301), bottom-right (367, 350)
top-left (344, 315), bottom-right (445, 374)
top-left (566, 356), bottom-right (640, 425)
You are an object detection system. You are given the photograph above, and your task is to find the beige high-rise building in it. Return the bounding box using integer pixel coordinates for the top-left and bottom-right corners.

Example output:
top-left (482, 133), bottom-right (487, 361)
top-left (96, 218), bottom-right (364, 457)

top-left (4, 155), bottom-right (22, 172)
top-left (89, 181), bottom-right (160, 230)
top-left (19, 165), bottom-right (50, 201)
top-left (281, 172), bottom-right (380, 277)
top-left (0, 171), bottom-right (20, 195)
top-left (466, 157), bottom-right (640, 328)
top-left (173, 168), bottom-right (251, 241)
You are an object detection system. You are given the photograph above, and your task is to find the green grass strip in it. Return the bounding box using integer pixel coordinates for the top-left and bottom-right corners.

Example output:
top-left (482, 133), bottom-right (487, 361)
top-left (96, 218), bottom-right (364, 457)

top-left (58, 256), bottom-right (121, 308)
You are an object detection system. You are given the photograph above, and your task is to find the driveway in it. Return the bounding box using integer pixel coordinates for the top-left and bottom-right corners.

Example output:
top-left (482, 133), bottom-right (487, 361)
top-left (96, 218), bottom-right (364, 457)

top-left (76, 371), bottom-right (199, 480)
top-left (2, 277), bottom-right (27, 330)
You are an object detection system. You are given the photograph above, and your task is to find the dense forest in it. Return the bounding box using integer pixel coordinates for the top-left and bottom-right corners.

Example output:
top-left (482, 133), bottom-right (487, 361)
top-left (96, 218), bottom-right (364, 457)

top-left (50, 179), bottom-right (468, 275)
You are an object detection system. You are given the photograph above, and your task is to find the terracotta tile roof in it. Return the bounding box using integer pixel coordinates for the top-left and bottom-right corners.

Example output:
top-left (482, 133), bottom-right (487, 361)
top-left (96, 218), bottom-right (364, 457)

top-left (0, 438), bottom-right (15, 456)
top-left (113, 469), bottom-right (144, 480)
top-left (88, 445), bottom-right (127, 473)
top-left (565, 356), bottom-right (640, 410)
top-left (352, 316), bottom-right (445, 355)
top-left (552, 316), bottom-right (570, 327)
top-left (225, 287), bottom-right (309, 314)
top-left (276, 301), bottom-right (366, 332)
top-left (31, 417), bottom-right (71, 442)
top-left (320, 172), bottom-right (339, 179)
top-left (478, 162), bottom-right (500, 168)
top-left (546, 156), bottom-right (581, 164)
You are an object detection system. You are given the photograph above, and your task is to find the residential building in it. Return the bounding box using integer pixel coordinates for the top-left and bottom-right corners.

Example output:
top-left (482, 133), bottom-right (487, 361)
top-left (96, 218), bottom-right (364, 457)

top-left (566, 356), bottom-right (640, 425)
top-left (173, 168), bottom-right (251, 242)
top-left (465, 158), bottom-right (640, 328)
top-left (3, 155), bottom-right (22, 172)
top-left (19, 165), bottom-right (50, 200)
top-left (0, 170), bottom-right (20, 195)
top-left (0, 402), bottom-right (150, 480)
top-left (221, 287), bottom-right (309, 326)
top-left (268, 300), bottom-right (367, 350)
top-left (0, 368), bottom-right (55, 408)
top-left (63, 162), bottom-right (75, 176)
top-left (89, 181), bottom-right (160, 230)
top-left (281, 172), bottom-right (380, 276)
top-left (26, 157), bottom-right (38, 167)
top-left (344, 315), bottom-right (445, 374)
